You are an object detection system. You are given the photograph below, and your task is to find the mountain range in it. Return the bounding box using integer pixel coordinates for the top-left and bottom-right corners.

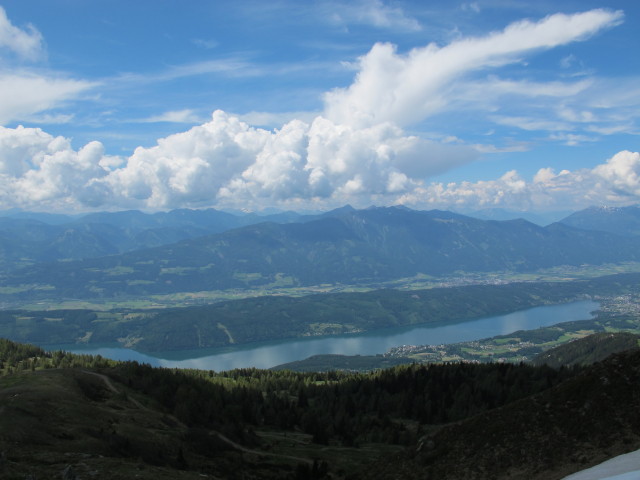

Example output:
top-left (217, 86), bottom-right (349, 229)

top-left (0, 208), bottom-right (301, 271)
top-left (2, 205), bottom-right (640, 302)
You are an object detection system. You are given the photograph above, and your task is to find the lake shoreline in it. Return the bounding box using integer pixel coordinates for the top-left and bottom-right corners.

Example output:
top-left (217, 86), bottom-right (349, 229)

top-left (44, 300), bottom-right (599, 370)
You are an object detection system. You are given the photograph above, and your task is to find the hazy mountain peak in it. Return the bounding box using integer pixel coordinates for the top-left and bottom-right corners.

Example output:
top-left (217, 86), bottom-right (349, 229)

top-left (560, 204), bottom-right (640, 236)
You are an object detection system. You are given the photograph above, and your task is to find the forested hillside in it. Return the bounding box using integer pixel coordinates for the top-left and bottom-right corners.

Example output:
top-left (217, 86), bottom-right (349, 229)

top-left (365, 348), bottom-right (640, 480)
top-left (532, 331), bottom-right (640, 368)
top-left (0, 275), bottom-right (620, 351)
top-left (1, 338), bottom-right (639, 479)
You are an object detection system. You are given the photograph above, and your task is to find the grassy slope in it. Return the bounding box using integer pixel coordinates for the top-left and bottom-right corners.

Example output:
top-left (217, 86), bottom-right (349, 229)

top-left (0, 368), bottom-right (342, 479)
top-left (0, 369), bottom-right (204, 479)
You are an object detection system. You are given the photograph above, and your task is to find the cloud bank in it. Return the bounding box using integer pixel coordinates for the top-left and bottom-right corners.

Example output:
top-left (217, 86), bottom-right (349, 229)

top-left (1, 120), bottom-right (639, 213)
top-left (397, 150), bottom-right (640, 211)
top-left (0, 8), bottom-right (636, 213)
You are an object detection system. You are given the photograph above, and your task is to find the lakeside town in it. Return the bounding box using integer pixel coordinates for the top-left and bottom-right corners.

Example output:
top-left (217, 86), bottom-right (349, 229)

top-left (385, 294), bottom-right (640, 364)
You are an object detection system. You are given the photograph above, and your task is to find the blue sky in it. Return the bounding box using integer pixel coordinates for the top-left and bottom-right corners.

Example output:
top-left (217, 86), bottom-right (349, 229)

top-left (0, 0), bottom-right (638, 213)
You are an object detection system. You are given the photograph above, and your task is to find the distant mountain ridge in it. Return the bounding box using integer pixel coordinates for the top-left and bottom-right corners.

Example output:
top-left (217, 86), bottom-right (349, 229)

top-left (4, 203), bottom-right (640, 274)
top-left (0, 208), bottom-right (304, 270)
top-left (559, 204), bottom-right (640, 236)
top-left (3, 206), bottom-right (640, 301)
top-left (464, 207), bottom-right (572, 226)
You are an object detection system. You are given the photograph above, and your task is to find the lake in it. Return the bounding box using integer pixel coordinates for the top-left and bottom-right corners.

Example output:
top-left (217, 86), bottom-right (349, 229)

top-left (51, 299), bottom-right (599, 370)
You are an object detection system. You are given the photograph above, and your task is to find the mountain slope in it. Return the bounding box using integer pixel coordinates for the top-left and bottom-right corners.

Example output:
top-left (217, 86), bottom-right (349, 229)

top-left (0, 218), bottom-right (123, 269)
top-left (559, 205), bottom-right (640, 236)
top-left (362, 348), bottom-right (640, 480)
top-left (532, 332), bottom-right (640, 368)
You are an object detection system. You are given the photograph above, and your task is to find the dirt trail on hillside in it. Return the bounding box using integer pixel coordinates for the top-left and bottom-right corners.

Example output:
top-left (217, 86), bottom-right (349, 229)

top-left (210, 430), bottom-right (313, 465)
top-left (80, 370), bottom-right (313, 465)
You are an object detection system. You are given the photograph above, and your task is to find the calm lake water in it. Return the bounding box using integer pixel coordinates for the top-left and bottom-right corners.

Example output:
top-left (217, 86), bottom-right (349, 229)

top-left (51, 300), bottom-right (598, 371)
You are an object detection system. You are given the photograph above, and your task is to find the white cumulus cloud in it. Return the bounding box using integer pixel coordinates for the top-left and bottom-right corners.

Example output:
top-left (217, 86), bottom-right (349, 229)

top-left (0, 126), bottom-right (118, 209)
top-left (592, 150), bottom-right (640, 200)
top-left (396, 150), bottom-right (640, 212)
top-left (102, 112), bottom-right (438, 209)
top-left (0, 111), bottom-right (472, 210)
top-left (324, 9), bottom-right (623, 128)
